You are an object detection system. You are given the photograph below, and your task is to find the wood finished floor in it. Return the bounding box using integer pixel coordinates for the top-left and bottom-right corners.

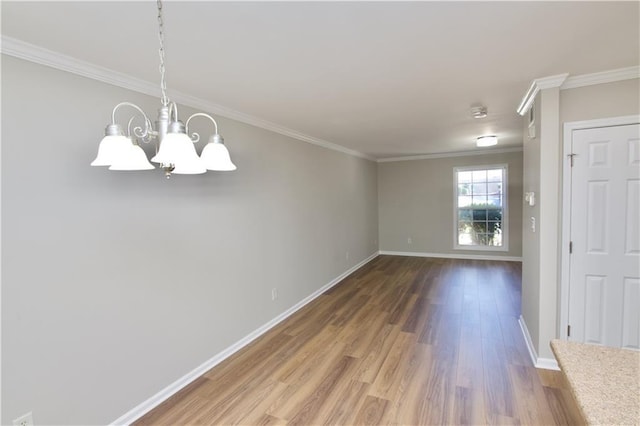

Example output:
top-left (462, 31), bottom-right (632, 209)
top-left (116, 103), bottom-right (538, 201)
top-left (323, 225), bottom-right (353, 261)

top-left (135, 256), bottom-right (582, 425)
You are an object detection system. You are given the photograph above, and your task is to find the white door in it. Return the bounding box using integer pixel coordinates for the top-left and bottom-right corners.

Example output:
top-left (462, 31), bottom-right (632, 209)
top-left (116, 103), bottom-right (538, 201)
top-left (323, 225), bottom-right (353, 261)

top-left (569, 123), bottom-right (640, 349)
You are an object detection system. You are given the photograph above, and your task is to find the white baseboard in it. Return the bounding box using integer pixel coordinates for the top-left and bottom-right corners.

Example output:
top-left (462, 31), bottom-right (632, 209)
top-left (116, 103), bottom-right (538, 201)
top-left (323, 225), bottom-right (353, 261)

top-left (534, 356), bottom-right (561, 371)
top-left (518, 315), bottom-right (559, 371)
top-left (110, 252), bottom-right (379, 426)
top-left (379, 250), bottom-right (522, 262)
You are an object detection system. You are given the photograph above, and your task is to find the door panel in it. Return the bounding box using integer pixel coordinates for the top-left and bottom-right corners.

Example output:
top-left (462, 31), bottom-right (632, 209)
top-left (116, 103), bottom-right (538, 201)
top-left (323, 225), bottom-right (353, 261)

top-left (622, 278), bottom-right (640, 348)
top-left (625, 179), bottom-right (640, 254)
top-left (586, 180), bottom-right (608, 253)
top-left (569, 124), bottom-right (640, 349)
top-left (584, 275), bottom-right (605, 343)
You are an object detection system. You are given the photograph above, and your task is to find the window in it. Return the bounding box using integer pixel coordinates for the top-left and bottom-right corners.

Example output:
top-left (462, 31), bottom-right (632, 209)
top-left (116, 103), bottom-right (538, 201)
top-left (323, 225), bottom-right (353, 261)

top-left (454, 165), bottom-right (508, 251)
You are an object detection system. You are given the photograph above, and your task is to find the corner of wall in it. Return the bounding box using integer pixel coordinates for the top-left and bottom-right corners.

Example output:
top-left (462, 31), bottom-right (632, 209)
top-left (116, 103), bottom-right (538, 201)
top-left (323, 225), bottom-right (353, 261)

top-left (518, 316), bottom-right (559, 371)
top-left (110, 252), bottom-right (379, 425)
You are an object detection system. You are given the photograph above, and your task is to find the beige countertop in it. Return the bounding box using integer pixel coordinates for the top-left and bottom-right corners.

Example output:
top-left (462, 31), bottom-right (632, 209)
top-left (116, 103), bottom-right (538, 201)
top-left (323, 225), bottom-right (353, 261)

top-left (551, 339), bottom-right (640, 425)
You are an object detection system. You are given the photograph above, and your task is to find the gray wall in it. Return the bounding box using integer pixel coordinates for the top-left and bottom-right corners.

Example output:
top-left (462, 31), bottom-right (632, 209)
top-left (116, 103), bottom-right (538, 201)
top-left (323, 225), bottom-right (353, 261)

top-left (521, 91), bottom-right (542, 359)
top-left (521, 78), bottom-right (640, 360)
top-left (521, 88), bottom-right (560, 361)
top-left (561, 79), bottom-right (640, 123)
top-left (1, 55), bottom-right (378, 425)
top-left (378, 152), bottom-right (523, 258)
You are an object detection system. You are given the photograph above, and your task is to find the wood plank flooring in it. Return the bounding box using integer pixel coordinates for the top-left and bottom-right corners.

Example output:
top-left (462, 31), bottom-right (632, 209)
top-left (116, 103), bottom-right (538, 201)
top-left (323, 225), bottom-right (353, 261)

top-left (134, 256), bottom-right (583, 425)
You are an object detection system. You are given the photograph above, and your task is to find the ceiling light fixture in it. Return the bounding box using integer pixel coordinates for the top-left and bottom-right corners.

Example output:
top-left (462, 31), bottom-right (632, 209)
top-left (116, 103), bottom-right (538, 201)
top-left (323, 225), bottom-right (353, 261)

top-left (470, 105), bottom-right (488, 119)
top-left (476, 135), bottom-right (498, 147)
top-left (91, 0), bottom-right (236, 178)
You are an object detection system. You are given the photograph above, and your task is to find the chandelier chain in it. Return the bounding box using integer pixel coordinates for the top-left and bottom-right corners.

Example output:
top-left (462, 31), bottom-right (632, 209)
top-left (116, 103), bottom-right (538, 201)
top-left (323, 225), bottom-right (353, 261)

top-left (157, 0), bottom-right (169, 107)
top-left (92, 0), bottom-right (236, 175)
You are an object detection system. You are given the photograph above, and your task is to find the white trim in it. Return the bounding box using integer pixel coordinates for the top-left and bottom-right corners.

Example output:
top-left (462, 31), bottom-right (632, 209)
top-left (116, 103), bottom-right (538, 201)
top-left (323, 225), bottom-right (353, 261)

top-left (517, 74), bottom-right (569, 116)
top-left (561, 115), bottom-right (640, 132)
top-left (378, 250), bottom-right (522, 262)
top-left (536, 74), bottom-right (571, 90)
top-left (109, 252), bottom-right (379, 426)
top-left (170, 91), bottom-right (372, 160)
top-left (518, 316), bottom-right (560, 371)
top-left (0, 36), bottom-right (374, 161)
top-left (560, 115), bottom-right (640, 344)
top-left (453, 164), bottom-right (509, 253)
top-left (0, 43), bottom-right (3, 426)
top-left (561, 66), bottom-right (640, 90)
top-left (1, 36), bottom-right (158, 98)
top-left (377, 147), bottom-right (523, 163)
top-left (534, 357), bottom-right (561, 371)
top-left (518, 67), bottom-right (640, 116)
top-left (516, 80), bottom-right (539, 118)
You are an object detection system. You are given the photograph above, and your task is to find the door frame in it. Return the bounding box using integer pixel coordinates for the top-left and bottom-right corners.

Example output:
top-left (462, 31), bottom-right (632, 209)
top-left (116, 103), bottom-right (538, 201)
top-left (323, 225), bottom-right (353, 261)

top-left (560, 115), bottom-right (640, 341)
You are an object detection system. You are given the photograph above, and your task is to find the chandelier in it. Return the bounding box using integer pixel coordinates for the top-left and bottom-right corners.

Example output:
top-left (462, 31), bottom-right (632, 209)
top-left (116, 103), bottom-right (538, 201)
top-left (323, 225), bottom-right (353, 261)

top-left (91, 0), bottom-right (236, 178)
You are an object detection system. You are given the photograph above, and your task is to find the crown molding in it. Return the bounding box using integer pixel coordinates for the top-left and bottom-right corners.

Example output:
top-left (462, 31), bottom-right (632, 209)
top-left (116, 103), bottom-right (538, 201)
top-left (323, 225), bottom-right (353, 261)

top-left (1, 36), bottom-right (164, 100)
top-left (516, 73), bottom-right (569, 116)
top-left (1, 36), bottom-right (375, 161)
top-left (561, 65), bottom-right (640, 90)
top-left (517, 66), bottom-right (640, 116)
top-left (377, 146), bottom-right (523, 163)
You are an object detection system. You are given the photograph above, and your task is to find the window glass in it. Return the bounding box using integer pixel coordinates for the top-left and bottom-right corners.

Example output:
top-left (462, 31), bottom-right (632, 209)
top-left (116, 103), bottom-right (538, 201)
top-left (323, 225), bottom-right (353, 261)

top-left (458, 196), bottom-right (472, 207)
top-left (454, 166), bottom-right (507, 249)
top-left (472, 170), bottom-right (487, 181)
top-left (487, 169), bottom-right (502, 182)
top-left (458, 171), bottom-right (472, 183)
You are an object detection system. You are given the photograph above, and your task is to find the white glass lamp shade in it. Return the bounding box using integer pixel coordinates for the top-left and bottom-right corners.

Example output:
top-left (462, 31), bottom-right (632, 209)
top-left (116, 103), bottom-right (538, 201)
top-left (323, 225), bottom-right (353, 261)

top-left (109, 140), bottom-right (155, 171)
top-left (151, 132), bottom-right (206, 174)
top-left (476, 135), bottom-right (498, 147)
top-left (200, 135), bottom-right (237, 171)
top-left (172, 161), bottom-right (207, 175)
top-left (91, 135), bottom-right (132, 166)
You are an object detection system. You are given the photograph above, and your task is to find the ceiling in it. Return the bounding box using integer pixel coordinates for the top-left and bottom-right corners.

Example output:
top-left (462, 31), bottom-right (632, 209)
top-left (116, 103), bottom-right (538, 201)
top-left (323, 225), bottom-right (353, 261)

top-left (2, 1), bottom-right (638, 159)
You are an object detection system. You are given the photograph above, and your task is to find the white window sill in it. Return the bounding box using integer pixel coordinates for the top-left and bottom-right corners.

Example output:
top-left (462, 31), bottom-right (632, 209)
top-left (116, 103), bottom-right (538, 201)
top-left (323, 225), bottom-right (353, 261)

top-left (454, 244), bottom-right (509, 252)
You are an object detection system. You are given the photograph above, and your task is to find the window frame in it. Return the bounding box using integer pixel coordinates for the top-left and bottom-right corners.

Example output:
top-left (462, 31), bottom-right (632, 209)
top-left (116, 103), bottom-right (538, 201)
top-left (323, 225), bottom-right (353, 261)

top-left (453, 164), bottom-right (509, 252)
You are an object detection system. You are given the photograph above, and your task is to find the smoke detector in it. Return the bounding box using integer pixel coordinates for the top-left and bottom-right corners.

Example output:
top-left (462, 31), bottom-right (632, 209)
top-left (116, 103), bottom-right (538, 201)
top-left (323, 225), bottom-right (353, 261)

top-left (470, 105), bottom-right (488, 119)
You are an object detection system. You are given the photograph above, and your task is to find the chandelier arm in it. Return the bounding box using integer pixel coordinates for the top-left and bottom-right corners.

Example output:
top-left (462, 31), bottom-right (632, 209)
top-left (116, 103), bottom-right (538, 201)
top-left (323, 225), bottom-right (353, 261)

top-left (189, 132), bottom-right (201, 144)
top-left (111, 102), bottom-right (153, 139)
top-left (126, 116), bottom-right (136, 138)
top-left (127, 116), bottom-right (150, 141)
top-left (185, 113), bottom-right (219, 143)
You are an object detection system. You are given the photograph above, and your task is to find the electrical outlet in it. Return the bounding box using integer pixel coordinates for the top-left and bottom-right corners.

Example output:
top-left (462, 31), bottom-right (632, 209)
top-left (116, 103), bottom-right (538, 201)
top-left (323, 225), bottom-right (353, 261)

top-left (271, 288), bottom-right (278, 301)
top-left (407, 237), bottom-right (412, 244)
top-left (345, 251), bottom-right (350, 260)
top-left (13, 412), bottom-right (34, 426)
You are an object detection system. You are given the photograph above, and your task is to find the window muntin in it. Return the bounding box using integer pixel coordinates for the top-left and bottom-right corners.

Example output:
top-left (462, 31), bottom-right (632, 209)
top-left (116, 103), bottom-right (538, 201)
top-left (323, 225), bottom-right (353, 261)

top-left (454, 165), bottom-right (508, 251)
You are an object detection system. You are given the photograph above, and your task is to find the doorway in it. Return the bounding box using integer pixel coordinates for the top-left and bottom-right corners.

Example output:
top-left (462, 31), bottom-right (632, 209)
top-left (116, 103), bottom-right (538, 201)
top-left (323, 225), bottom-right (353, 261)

top-left (561, 116), bottom-right (640, 349)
